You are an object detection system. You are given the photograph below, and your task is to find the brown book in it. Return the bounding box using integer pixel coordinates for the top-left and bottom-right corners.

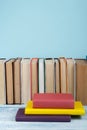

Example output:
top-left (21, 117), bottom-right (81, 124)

top-left (59, 57), bottom-right (67, 93)
top-left (76, 59), bottom-right (87, 105)
top-left (13, 58), bottom-right (21, 104)
top-left (21, 58), bottom-right (31, 104)
top-left (45, 58), bottom-right (55, 93)
top-left (0, 59), bottom-right (6, 104)
top-left (30, 58), bottom-right (38, 99)
top-left (66, 58), bottom-right (75, 97)
top-left (5, 59), bottom-right (15, 104)
top-left (54, 59), bottom-right (60, 93)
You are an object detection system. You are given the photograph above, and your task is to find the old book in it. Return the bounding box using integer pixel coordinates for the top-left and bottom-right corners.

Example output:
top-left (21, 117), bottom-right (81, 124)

top-left (5, 59), bottom-right (15, 104)
top-left (38, 58), bottom-right (45, 93)
top-left (16, 108), bottom-right (71, 122)
top-left (54, 59), bottom-right (60, 93)
top-left (76, 59), bottom-right (87, 105)
top-left (30, 58), bottom-right (38, 99)
top-left (45, 58), bottom-right (55, 93)
top-left (0, 58), bottom-right (6, 104)
top-left (13, 58), bottom-right (21, 104)
top-left (25, 101), bottom-right (85, 116)
top-left (59, 57), bottom-right (67, 93)
top-left (66, 58), bottom-right (75, 96)
top-left (21, 58), bottom-right (31, 104)
top-left (33, 93), bottom-right (74, 109)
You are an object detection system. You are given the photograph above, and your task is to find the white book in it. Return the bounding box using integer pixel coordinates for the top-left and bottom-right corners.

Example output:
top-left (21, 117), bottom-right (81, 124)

top-left (39, 59), bottom-right (44, 93)
top-left (21, 58), bottom-right (31, 104)
top-left (0, 59), bottom-right (6, 104)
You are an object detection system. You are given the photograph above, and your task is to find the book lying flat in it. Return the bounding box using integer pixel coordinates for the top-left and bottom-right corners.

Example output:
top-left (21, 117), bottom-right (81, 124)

top-left (16, 108), bottom-right (71, 122)
top-left (33, 93), bottom-right (74, 109)
top-left (25, 101), bottom-right (85, 116)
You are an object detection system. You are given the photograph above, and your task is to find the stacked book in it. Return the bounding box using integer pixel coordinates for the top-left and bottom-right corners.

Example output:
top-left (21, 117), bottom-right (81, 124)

top-left (15, 93), bottom-right (85, 122)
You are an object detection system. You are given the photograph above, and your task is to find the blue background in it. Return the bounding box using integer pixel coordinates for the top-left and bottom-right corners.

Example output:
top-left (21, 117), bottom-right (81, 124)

top-left (0, 0), bottom-right (87, 58)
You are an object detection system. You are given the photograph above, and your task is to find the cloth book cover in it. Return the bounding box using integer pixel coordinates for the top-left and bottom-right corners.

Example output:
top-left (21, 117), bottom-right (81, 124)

top-left (33, 93), bottom-right (74, 109)
top-left (25, 101), bottom-right (85, 115)
top-left (16, 108), bottom-right (71, 122)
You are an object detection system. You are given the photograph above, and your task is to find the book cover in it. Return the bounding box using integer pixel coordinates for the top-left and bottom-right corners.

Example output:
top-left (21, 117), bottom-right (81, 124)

top-left (33, 93), bottom-right (74, 109)
top-left (25, 101), bottom-right (85, 115)
top-left (16, 108), bottom-right (71, 122)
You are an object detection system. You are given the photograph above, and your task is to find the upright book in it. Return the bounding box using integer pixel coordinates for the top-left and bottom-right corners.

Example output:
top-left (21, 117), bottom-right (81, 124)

top-left (33, 93), bottom-right (74, 109)
top-left (16, 108), bottom-right (71, 122)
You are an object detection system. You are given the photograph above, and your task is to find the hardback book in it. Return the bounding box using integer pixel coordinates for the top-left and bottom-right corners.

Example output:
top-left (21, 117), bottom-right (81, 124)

top-left (5, 59), bottom-right (15, 104)
top-left (30, 58), bottom-right (38, 99)
top-left (54, 58), bottom-right (60, 93)
top-left (33, 93), bottom-right (74, 109)
top-left (59, 57), bottom-right (67, 93)
top-left (45, 58), bottom-right (55, 93)
top-left (66, 58), bottom-right (75, 97)
top-left (76, 59), bottom-right (87, 105)
top-left (16, 108), bottom-right (71, 122)
top-left (21, 58), bottom-right (31, 104)
top-left (25, 101), bottom-right (85, 115)
top-left (13, 58), bottom-right (21, 104)
top-left (0, 58), bottom-right (6, 104)
top-left (38, 58), bottom-right (45, 93)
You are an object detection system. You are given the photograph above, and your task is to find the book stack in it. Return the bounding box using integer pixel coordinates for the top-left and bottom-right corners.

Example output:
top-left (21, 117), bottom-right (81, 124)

top-left (15, 93), bottom-right (85, 122)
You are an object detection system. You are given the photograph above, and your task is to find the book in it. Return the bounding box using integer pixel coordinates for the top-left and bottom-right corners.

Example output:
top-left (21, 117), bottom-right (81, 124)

top-left (5, 59), bottom-right (15, 104)
top-left (21, 58), bottom-right (31, 104)
top-left (16, 108), bottom-right (71, 122)
top-left (54, 58), bottom-right (60, 93)
top-left (45, 58), bottom-right (55, 93)
top-left (30, 58), bottom-right (38, 99)
top-left (76, 59), bottom-right (87, 105)
top-left (13, 58), bottom-right (21, 104)
top-left (0, 58), bottom-right (6, 104)
top-left (59, 57), bottom-right (67, 93)
top-left (33, 93), bottom-right (74, 109)
top-left (66, 58), bottom-right (75, 96)
top-left (25, 101), bottom-right (85, 115)
top-left (38, 58), bottom-right (45, 93)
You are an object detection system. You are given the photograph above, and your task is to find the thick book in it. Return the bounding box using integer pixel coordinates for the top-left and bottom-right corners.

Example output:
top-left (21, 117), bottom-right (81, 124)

top-left (76, 59), bottom-right (87, 105)
top-left (16, 108), bottom-right (71, 122)
top-left (25, 101), bottom-right (85, 116)
top-left (0, 59), bottom-right (6, 104)
top-left (33, 93), bottom-right (74, 109)
top-left (21, 58), bottom-right (31, 104)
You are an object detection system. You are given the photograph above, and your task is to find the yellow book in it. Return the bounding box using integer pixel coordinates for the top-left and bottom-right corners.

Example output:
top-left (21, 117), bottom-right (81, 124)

top-left (25, 101), bottom-right (85, 115)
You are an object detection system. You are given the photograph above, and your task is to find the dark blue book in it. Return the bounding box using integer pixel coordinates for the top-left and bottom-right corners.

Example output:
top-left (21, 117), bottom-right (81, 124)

top-left (15, 108), bottom-right (71, 122)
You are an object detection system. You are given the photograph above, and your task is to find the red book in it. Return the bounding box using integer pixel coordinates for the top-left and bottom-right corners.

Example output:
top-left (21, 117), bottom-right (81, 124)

top-left (33, 93), bottom-right (74, 109)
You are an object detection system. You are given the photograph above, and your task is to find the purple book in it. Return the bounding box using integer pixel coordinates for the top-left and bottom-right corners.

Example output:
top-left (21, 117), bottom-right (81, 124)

top-left (15, 108), bottom-right (71, 122)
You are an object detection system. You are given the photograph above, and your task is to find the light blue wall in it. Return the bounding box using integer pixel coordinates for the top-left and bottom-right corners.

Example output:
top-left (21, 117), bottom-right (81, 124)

top-left (0, 0), bottom-right (87, 58)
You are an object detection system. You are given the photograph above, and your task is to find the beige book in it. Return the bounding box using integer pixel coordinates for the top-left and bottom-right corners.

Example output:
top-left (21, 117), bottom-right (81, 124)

top-left (54, 59), bottom-right (60, 93)
top-left (76, 59), bottom-right (87, 105)
top-left (0, 59), bottom-right (6, 104)
top-left (5, 59), bottom-right (15, 104)
top-left (13, 58), bottom-right (21, 104)
top-left (45, 58), bottom-right (55, 93)
top-left (59, 57), bottom-right (67, 93)
top-left (66, 58), bottom-right (74, 97)
top-left (31, 58), bottom-right (38, 99)
top-left (21, 58), bottom-right (31, 104)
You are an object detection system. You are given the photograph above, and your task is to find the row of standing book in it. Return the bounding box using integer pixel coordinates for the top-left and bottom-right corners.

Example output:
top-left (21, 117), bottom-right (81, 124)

top-left (15, 93), bottom-right (85, 122)
top-left (0, 57), bottom-right (87, 105)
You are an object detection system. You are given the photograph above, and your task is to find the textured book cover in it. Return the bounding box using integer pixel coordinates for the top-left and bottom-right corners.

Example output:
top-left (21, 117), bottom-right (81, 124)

top-left (33, 93), bottom-right (74, 109)
top-left (25, 101), bottom-right (85, 115)
top-left (16, 108), bottom-right (71, 122)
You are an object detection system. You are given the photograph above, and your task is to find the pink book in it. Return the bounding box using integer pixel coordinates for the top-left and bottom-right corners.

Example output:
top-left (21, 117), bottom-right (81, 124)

top-left (33, 93), bottom-right (74, 109)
